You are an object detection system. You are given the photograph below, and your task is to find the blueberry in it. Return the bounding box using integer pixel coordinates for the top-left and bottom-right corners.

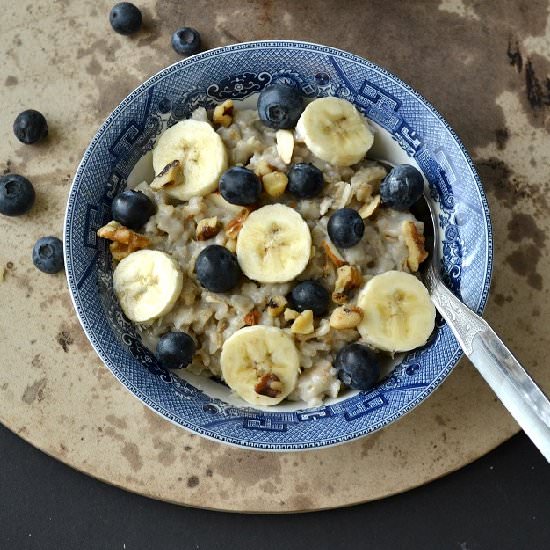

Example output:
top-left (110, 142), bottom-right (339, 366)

top-left (219, 167), bottom-right (261, 206)
top-left (112, 190), bottom-right (155, 230)
top-left (171, 27), bottom-right (201, 56)
top-left (109, 2), bottom-right (142, 35)
top-left (335, 343), bottom-right (381, 390)
top-left (257, 84), bottom-right (304, 129)
top-left (328, 208), bottom-right (365, 248)
top-left (32, 236), bottom-right (64, 274)
top-left (0, 174), bottom-right (35, 216)
top-left (195, 244), bottom-right (242, 293)
top-left (13, 110), bottom-right (48, 144)
top-left (156, 331), bottom-right (196, 369)
top-left (290, 280), bottom-right (329, 317)
top-left (380, 164), bottom-right (424, 211)
top-left (287, 163), bottom-right (324, 199)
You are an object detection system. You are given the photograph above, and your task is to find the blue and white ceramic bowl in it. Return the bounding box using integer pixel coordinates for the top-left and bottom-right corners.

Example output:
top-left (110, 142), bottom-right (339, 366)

top-left (64, 41), bottom-right (492, 451)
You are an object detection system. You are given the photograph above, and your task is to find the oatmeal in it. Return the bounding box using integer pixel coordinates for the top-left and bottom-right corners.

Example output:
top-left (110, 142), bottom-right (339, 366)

top-left (99, 86), bottom-right (435, 408)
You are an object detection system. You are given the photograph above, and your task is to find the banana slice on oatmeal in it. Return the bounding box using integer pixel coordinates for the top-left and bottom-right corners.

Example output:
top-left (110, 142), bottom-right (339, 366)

top-left (236, 204), bottom-right (311, 283)
top-left (296, 97), bottom-right (374, 166)
top-left (221, 325), bottom-right (300, 406)
top-left (152, 119), bottom-right (228, 201)
top-left (113, 249), bottom-right (183, 323)
top-left (357, 271), bottom-right (435, 352)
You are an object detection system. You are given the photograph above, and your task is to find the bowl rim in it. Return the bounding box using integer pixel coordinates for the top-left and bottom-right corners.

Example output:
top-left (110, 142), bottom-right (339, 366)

top-left (64, 39), bottom-right (493, 451)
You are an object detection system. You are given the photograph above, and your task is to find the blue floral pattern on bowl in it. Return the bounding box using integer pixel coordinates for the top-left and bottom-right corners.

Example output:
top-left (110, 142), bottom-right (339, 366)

top-left (64, 41), bottom-right (492, 450)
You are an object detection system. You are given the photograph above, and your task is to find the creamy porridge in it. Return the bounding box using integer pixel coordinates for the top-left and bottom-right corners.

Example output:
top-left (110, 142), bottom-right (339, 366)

top-left (98, 87), bottom-right (435, 408)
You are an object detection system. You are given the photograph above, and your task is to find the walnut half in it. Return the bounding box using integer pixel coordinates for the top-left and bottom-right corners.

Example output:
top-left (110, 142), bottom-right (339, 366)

top-left (402, 221), bottom-right (428, 272)
top-left (97, 221), bottom-right (150, 260)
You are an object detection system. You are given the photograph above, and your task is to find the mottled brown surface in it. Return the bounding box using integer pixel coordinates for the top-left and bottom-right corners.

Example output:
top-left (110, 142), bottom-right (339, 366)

top-left (0, 0), bottom-right (549, 512)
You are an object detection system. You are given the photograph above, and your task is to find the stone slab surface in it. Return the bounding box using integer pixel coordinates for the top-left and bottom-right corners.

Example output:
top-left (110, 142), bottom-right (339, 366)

top-left (0, 0), bottom-right (549, 512)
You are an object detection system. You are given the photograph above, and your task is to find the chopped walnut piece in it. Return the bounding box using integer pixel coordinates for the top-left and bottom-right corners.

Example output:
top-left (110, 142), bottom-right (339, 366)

top-left (266, 295), bottom-right (287, 317)
top-left (322, 240), bottom-right (348, 268)
top-left (97, 221), bottom-right (150, 260)
top-left (332, 265), bottom-right (362, 304)
top-left (195, 216), bottom-right (220, 241)
top-left (358, 194), bottom-right (381, 219)
top-left (283, 308), bottom-right (300, 322)
top-left (291, 309), bottom-right (314, 334)
top-left (225, 208), bottom-right (251, 239)
top-left (243, 309), bottom-right (261, 326)
top-left (150, 160), bottom-right (183, 190)
top-left (402, 221), bottom-right (429, 272)
top-left (330, 305), bottom-right (363, 329)
top-left (213, 99), bottom-right (234, 127)
top-left (255, 373), bottom-right (283, 398)
top-left (253, 159), bottom-right (274, 178)
top-left (262, 171), bottom-right (288, 198)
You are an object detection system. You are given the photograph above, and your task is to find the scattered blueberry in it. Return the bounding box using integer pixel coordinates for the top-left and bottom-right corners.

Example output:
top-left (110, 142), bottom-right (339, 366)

top-left (287, 163), bottom-right (324, 199)
top-left (156, 331), bottom-right (196, 369)
top-left (257, 84), bottom-right (304, 129)
top-left (219, 167), bottom-right (261, 206)
top-left (13, 110), bottom-right (48, 144)
top-left (112, 189), bottom-right (155, 230)
top-left (195, 244), bottom-right (242, 293)
top-left (335, 343), bottom-right (381, 390)
top-left (109, 2), bottom-right (142, 35)
top-left (32, 236), bottom-right (64, 274)
top-left (327, 208), bottom-right (365, 248)
top-left (171, 27), bottom-right (201, 55)
top-left (380, 164), bottom-right (424, 211)
top-left (290, 280), bottom-right (329, 317)
top-left (0, 174), bottom-right (35, 216)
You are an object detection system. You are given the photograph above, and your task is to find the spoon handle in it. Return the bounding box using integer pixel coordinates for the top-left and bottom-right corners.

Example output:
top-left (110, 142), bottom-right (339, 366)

top-left (427, 267), bottom-right (550, 461)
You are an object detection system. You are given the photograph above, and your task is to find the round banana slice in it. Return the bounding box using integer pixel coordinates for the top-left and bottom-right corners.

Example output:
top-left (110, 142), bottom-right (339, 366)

top-left (357, 271), bottom-right (435, 353)
top-left (296, 97), bottom-right (374, 166)
top-left (236, 204), bottom-right (311, 283)
top-left (221, 325), bottom-right (300, 407)
top-left (152, 119), bottom-right (228, 201)
top-left (113, 250), bottom-right (183, 323)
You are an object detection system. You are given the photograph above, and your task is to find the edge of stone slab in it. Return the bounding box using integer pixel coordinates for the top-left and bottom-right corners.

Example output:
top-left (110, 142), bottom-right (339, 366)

top-left (0, 419), bottom-right (519, 514)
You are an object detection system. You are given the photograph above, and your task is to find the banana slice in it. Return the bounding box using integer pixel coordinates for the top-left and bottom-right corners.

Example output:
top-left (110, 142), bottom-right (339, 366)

top-left (152, 119), bottom-right (227, 201)
top-left (296, 97), bottom-right (374, 166)
top-left (113, 249), bottom-right (183, 323)
top-left (357, 271), bottom-right (435, 352)
top-left (221, 325), bottom-right (300, 406)
top-left (236, 204), bottom-right (311, 283)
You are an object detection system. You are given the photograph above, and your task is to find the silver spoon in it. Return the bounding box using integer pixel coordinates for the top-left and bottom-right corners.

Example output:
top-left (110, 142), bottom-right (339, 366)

top-left (418, 192), bottom-right (550, 461)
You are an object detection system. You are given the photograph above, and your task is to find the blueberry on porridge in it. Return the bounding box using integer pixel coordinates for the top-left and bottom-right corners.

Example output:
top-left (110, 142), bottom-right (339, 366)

top-left (97, 91), bottom-right (435, 408)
